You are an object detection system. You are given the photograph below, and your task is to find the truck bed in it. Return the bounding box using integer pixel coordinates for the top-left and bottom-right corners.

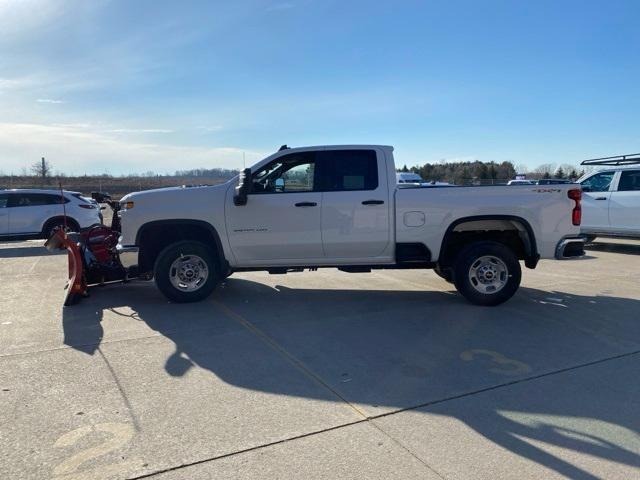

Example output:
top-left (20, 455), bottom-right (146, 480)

top-left (395, 184), bottom-right (581, 260)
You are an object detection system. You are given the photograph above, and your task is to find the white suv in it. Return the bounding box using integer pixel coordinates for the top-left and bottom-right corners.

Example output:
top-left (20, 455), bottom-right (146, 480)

top-left (578, 165), bottom-right (640, 239)
top-left (0, 189), bottom-right (102, 238)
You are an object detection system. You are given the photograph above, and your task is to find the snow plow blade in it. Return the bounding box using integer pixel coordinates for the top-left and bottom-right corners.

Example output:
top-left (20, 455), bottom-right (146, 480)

top-left (45, 229), bottom-right (87, 306)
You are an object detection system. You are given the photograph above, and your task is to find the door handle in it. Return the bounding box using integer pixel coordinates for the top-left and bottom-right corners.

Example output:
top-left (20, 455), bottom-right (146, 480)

top-left (294, 202), bottom-right (317, 207)
top-left (595, 197), bottom-right (607, 201)
top-left (362, 200), bottom-right (384, 205)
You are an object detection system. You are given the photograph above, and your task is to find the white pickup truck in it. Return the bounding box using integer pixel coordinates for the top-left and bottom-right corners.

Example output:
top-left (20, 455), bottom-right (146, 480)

top-left (578, 154), bottom-right (640, 241)
top-left (116, 145), bottom-right (584, 306)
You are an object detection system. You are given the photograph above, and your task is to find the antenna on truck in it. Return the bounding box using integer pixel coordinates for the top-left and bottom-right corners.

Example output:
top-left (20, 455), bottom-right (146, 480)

top-left (581, 153), bottom-right (640, 166)
top-left (58, 180), bottom-right (68, 233)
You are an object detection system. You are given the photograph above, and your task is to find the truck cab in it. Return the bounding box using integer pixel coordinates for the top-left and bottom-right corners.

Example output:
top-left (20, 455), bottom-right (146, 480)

top-left (227, 146), bottom-right (394, 266)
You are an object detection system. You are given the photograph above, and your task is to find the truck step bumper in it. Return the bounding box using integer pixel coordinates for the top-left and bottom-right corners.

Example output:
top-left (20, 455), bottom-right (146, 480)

top-left (555, 237), bottom-right (586, 259)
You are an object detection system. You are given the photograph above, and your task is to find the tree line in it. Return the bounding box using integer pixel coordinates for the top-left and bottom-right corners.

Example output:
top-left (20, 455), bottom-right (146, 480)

top-left (2, 158), bottom-right (239, 183)
top-left (398, 160), bottom-right (585, 184)
top-left (0, 159), bottom-right (240, 199)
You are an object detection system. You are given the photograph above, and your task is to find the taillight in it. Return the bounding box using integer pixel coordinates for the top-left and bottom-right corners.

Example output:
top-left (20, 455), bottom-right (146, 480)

top-left (568, 188), bottom-right (581, 226)
top-left (78, 204), bottom-right (96, 209)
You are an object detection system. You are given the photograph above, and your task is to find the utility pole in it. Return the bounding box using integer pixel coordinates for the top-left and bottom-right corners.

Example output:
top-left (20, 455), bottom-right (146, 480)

top-left (41, 158), bottom-right (46, 180)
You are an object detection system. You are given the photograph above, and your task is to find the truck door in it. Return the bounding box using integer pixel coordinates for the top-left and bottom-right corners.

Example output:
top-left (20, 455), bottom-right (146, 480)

top-left (226, 151), bottom-right (324, 264)
top-left (318, 148), bottom-right (391, 259)
top-left (609, 170), bottom-right (640, 233)
top-left (580, 171), bottom-right (615, 231)
top-left (0, 194), bottom-right (8, 235)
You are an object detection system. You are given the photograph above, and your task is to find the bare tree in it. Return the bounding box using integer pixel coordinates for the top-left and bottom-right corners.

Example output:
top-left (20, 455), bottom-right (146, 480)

top-left (31, 157), bottom-right (53, 183)
top-left (534, 163), bottom-right (555, 177)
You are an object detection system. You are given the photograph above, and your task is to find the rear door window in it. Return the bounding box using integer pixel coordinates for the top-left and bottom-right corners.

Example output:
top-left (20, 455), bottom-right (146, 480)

top-left (0, 194), bottom-right (8, 208)
top-left (617, 170), bottom-right (640, 191)
top-left (8, 193), bottom-right (66, 207)
top-left (317, 150), bottom-right (378, 191)
top-left (580, 172), bottom-right (614, 192)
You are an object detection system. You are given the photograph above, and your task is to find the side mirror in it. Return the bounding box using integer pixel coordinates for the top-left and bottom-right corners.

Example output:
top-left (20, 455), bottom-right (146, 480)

top-left (234, 168), bottom-right (252, 206)
top-left (274, 178), bottom-right (285, 192)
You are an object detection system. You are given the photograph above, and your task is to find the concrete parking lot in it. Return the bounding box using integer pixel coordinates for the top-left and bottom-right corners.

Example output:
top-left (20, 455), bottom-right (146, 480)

top-left (1, 238), bottom-right (639, 480)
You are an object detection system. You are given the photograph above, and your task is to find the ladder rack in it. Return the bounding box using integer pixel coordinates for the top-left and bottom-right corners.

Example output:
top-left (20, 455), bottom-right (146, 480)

top-left (581, 153), bottom-right (640, 166)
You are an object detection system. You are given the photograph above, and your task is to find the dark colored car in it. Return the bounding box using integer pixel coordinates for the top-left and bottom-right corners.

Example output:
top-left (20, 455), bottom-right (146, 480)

top-left (537, 179), bottom-right (574, 185)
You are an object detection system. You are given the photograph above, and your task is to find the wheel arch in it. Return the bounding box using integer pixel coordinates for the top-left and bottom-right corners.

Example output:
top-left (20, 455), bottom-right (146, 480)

top-left (41, 215), bottom-right (80, 235)
top-left (438, 215), bottom-right (539, 269)
top-left (136, 219), bottom-right (228, 275)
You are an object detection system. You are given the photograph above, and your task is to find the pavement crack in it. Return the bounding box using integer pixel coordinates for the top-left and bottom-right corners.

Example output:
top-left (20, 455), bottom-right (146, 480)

top-left (125, 419), bottom-right (368, 480)
top-left (368, 348), bottom-right (640, 422)
top-left (368, 421), bottom-right (449, 480)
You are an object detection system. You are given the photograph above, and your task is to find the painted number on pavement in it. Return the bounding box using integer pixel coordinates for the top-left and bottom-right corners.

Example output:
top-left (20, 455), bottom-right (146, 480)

top-left (52, 422), bottom-right (141, 480)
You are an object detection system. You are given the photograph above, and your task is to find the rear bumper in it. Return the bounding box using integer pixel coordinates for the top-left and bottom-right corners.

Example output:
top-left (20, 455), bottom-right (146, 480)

top-left (555, 236), bottom-right (585, 259)
top-left (116, 244), bottom-right (139, 269)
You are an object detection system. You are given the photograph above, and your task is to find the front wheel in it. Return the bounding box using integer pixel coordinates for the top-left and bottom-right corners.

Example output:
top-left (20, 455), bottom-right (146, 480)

top-left (452, 241), bottom-right (521, 306)
top-left (154, 241), bottom-right (220, 303)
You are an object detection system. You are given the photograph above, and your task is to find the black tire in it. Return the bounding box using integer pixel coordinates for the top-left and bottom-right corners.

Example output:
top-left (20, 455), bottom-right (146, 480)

top-left (434, 266), bottom-right (454, 284)
top-left (43, 217), bottom-right (79, 238)
top-left (452, 241), bottom-right (521, 306)
top-left (154, 241), bottom-right (219, 303)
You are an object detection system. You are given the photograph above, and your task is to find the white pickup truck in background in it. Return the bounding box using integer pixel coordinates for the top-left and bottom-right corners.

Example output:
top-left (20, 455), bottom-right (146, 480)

top-left (116, 145), bottom-right (584, 306)
top-left (578, 154), bottom-right (640, 241)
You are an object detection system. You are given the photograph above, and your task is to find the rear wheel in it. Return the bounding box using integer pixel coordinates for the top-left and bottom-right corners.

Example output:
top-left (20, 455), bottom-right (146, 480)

top-left (154, 241), bottom-right (219, 303)
top-left (43, 218), bottom-right (79, 238)
top-left (452, 241), bottom-right (521, 306)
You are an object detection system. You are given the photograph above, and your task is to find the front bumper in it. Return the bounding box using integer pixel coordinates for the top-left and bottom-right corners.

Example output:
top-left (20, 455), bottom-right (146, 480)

top-left (555, 236), bottom-right (585, 259)
top-left (116, 244), bottom-right (139, 269)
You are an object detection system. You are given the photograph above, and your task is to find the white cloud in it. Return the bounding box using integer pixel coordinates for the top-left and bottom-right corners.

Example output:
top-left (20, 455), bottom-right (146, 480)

top-left (37, 98), bottom-right (64, 104)
top-left (107, 128), bottom-right (174, 134)
top-left (0, 122), bottom-right (265, 174)
top-left (197, 125), bottom-right (223, 132)
top-left (51, 123), bottom-right (91, 129)
top-left (0, 0), bottom-right (66, 39)
top-left (0, 76), bottom-right (38, 92)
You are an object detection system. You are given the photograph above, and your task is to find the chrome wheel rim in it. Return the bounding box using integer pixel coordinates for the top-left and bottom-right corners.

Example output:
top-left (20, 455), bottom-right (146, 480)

top-left (468, 255), bottom-right (508, 294)
top-left (169, 255), bottom-right (209, 292)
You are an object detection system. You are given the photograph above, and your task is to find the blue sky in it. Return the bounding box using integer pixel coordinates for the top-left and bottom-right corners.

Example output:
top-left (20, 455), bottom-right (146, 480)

top-left (0, 0), bottom-right (638, 175)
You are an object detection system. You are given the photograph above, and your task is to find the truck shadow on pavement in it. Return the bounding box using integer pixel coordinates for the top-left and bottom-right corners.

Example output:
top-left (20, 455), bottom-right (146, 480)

top-left (62, 278), bottom-right (640, 479)
top-left (585, 241), bottom-right (640, 256)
